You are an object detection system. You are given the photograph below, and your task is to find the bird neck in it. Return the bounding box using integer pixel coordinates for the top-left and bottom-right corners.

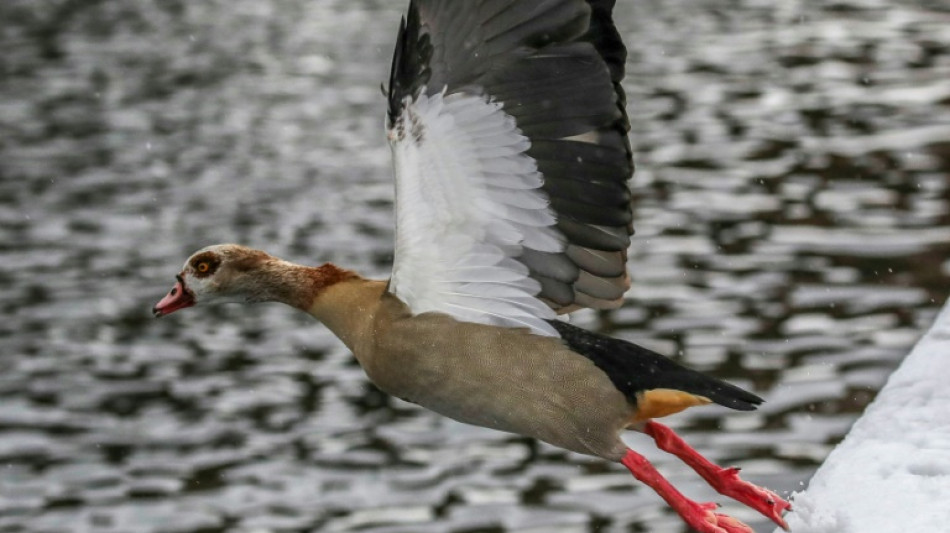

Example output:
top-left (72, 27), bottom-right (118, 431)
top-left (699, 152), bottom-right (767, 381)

top-left (244, 260), bottom-right (356, 310)
top-left (241, 258), bottom-right (385, 352)
top-left (302, 269), bottom-right (388, 353)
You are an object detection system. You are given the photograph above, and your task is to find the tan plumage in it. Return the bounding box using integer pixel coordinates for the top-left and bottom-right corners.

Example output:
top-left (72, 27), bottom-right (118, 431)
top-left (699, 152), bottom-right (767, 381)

top-left (314, 275), bottom-right (632, 460)
top-left (153, 1), bottom-right (792, 531)
top-left (153, 246), bottom-right (721, 463)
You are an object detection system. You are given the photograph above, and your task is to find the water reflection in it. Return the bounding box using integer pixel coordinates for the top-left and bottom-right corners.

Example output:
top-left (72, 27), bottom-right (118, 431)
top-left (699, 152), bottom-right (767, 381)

top-left (1, 0), bottom-right (948, 532)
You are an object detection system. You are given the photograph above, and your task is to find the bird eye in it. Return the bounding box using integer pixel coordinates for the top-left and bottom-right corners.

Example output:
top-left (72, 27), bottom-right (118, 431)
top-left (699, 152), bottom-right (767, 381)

top-left (197, 262), bottom-right (210, 273)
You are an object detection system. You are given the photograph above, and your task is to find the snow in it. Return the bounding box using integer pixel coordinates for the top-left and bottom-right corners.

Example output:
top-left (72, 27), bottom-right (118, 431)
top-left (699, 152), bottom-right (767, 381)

top-left (780, 301), bottom-right (950, 532)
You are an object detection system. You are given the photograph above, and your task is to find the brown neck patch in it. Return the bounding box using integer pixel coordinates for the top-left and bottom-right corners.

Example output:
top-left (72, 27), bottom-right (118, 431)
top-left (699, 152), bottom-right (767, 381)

top-left (310, 263), bottom-right (358, 291)
top-left (283, 262), bottom-right (359, 310)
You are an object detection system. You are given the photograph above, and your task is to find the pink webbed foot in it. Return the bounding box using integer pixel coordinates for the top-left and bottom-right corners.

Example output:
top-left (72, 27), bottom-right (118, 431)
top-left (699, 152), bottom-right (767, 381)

top-left (620, 449), bottom-right (755, 533)
top-left (706, 465), bottom-right (791, 529)
top-left (676, 500), bottom-right (755, 533)
top-left (644, 421), bottom-right (792, 530)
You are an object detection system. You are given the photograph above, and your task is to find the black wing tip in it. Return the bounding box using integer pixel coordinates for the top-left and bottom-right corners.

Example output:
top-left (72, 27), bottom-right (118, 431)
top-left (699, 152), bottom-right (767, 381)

top-left (583, 0), bottom-right (627, 81)
top-left (387, 0), bottom-right (629, 126)
top-left (387, 1), bottom-right (429, 127)
top-left (386, 13), bottom-right (409, 126)
top-left (582, 0), bottom-right (632, 156)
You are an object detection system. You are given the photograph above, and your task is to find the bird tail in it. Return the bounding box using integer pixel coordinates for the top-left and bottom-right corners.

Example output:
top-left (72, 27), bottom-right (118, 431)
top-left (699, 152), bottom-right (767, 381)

top-left (547, 320), bottom-right (763, 416)
top-left (644, 367), bottom-right (763, 412)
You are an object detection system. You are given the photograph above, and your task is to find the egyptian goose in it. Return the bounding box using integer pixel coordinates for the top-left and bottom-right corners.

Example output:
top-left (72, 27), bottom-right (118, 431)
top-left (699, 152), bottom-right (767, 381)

top-left (153, 1), bottom-right (791, 531)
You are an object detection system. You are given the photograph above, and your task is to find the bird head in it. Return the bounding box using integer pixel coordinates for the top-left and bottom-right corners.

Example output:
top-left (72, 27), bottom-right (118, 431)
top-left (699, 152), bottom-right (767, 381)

top-left (152, 244), bottom-right (271, 317)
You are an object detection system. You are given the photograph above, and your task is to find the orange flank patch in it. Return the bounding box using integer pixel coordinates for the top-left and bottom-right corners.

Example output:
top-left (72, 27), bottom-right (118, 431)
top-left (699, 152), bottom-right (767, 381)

top-left (631, 389), bottom-right (711, 422)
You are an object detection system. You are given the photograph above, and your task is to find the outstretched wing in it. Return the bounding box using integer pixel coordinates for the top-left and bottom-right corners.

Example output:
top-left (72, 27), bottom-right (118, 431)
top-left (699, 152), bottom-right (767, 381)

top-left (387, 0), bottom-right (633, 337)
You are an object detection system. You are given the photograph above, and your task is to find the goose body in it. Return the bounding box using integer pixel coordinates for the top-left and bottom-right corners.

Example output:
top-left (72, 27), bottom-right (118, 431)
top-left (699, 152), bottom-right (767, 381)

top-left (153, 2), bottom-right (791, 531)
top-left (317, 278), bottom-right (633, 459)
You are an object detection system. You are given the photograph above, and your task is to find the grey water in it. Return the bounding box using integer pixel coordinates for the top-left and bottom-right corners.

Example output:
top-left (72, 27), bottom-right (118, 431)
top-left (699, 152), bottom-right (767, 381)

top-left (1, 0), bottom-right (949, 532)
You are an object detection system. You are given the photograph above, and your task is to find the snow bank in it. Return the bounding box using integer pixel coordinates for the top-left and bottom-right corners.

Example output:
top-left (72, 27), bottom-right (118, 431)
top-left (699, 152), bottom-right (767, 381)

top-left (780, 301), bottom-right (950, 532)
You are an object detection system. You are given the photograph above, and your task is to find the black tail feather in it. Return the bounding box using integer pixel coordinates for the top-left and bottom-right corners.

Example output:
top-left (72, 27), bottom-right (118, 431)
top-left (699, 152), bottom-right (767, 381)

top-left (548, 320), bottom-right (763, 411)
top-left (654, 370), bottom-right (763, 411)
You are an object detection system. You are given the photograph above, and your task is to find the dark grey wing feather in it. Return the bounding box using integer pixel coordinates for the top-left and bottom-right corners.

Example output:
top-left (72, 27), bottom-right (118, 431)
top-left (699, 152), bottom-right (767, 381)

top-left (388, 0), bottom-right (634, 313)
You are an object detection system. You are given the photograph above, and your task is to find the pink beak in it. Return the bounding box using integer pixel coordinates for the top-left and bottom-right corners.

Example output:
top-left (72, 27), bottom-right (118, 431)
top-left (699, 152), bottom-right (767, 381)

top-left (153, 275), bottom-right (196, 317)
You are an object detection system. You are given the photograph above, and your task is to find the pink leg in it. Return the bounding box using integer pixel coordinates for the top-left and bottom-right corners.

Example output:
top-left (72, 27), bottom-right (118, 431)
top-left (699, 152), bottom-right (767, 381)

top-left (620, 449), bottom-right (754, 533)
top-left (644, 421), bottom-right (791, 530)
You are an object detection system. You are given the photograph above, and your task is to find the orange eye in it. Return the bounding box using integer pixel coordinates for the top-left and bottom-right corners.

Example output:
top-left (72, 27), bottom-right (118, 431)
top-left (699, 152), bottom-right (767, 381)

top-left (197, 262), bottom-right (210, 273)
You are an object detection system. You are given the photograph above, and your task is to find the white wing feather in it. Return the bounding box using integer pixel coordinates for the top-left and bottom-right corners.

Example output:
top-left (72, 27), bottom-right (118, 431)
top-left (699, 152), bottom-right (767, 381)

top-left (388, 91), bottom-right (563, 336)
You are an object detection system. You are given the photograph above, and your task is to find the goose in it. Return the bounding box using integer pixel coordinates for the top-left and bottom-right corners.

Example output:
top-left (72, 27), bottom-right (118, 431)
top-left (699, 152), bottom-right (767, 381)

top-left (153, 1), bottom-right (791, 531)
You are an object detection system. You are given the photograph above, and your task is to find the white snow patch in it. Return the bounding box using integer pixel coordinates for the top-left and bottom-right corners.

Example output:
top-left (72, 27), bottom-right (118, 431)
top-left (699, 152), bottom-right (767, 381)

top-left (780, 300), bottom-right (950, 532)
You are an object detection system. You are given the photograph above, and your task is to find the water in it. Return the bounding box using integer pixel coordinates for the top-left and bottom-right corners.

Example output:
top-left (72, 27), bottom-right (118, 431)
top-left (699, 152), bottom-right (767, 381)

top-left (1, 0), bottom-right (949, 532)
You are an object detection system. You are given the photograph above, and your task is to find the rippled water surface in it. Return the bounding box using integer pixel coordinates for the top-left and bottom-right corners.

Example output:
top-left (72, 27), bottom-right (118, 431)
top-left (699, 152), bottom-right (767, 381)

top-left (2, 0), bottom-right (949, 532)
